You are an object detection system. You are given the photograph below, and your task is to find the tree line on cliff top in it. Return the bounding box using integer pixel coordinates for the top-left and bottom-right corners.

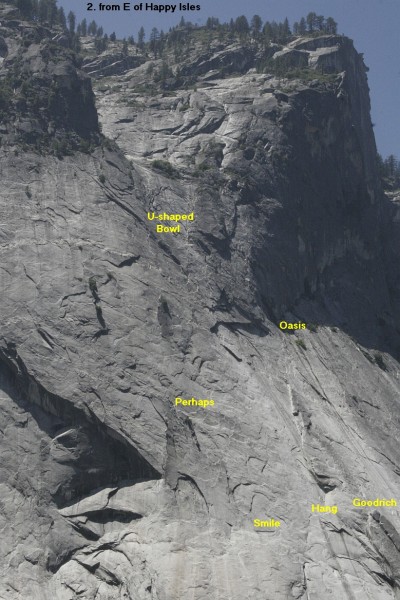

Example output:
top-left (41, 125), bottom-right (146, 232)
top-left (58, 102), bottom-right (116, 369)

top-left (9, 0), bottom-right (338, 54)
top-left (378, 154), bottom-right (400, 190)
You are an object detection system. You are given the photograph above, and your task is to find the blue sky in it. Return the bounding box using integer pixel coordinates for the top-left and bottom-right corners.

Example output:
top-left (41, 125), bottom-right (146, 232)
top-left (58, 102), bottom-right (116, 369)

top-left (63, 0), bottom-right (400, 157)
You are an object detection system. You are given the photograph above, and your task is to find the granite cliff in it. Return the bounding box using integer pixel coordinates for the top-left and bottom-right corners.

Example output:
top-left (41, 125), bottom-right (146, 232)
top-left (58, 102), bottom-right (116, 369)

top-left (1, 7), bottom-right (400, 599)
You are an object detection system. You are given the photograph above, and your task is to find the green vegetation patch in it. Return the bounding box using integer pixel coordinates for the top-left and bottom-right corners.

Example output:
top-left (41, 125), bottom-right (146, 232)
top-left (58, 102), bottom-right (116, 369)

top-left (374, 353), bottom-right (387, 371)
top-left (151, 159), bottom-right (179, 178)
top-left (295, 339), bottom-right (307, 350)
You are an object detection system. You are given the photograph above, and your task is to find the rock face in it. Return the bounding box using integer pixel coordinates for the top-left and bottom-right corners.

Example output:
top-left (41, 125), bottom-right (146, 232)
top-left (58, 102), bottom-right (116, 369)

top-left (0, 14), bottom-right (99, 149)
top-left (1, 11), bottom-right (400, 600)
top-left (82, 51), bottom-right (145, 78)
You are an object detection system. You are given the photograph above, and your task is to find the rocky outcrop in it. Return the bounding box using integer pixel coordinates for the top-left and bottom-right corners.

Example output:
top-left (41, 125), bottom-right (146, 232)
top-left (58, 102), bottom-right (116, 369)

top-left (0, 9), bottom-right (99, 149)
top-left (82, 51), bottom-right (145, 78)
top-left (178, 43), bottom-right (258, 78)
top-left (1, 16), bottom-right (400, 600)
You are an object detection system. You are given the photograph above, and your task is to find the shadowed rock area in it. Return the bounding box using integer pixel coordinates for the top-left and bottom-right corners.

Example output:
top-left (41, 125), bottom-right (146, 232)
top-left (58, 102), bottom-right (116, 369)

top-left (1, 6), bottom-right (400, 599)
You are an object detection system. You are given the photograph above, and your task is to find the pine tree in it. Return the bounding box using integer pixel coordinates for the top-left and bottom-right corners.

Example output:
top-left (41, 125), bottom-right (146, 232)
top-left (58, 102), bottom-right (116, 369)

top-left (138, 26), bottom-right (145, 48)
top-left (88, 20), bottom-right (97, 35)
top-left (71, 33), bottom-right (81, 52)
top-left (235, 15), bottom-right (249, 40)
top-left (325, 17), bottom-right (337, 34)
top-left (207, 16), bottom-right (220, 29)
top-left (298, 17), bottom-right (306, 35)
top-left (110, 31), bottom-right (116, 41)
top-left (250, 14), bottom-right (262, 37)
top-left (150, 27), bottom-right (159, 56)
top-left (57, 6), bottom-right (66, 29)
top-left (16, 0), bottom-right (33, 19)
top-left (263, 21), bottom-right (272, 45)
top-left (282, 17), bottom-right (291, 39)
top-left (379, 153), bottom-right (400, 188)
top-left (315, 15), bottom-right (324, 31)
top-left (67, 10), bottom-right (76, 34)
top-left (385, 155), bottom-right (397, 177)
top-left (47, 0), bottom-right (57, 26)
top-left (38, 0), bottom-right (47, 23)
top-left (377, 153), bottom-right (385, 177)
top-left (94, 37), bottom-right (107, 53)
top-left (81, 18), bottom-right (87, 36)
top-left (269, 21), bottom-right (279, 42)
top-left (159, 29), bottom-right (165, 55)
top-left (306, 12), bottom-right (317, 33)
